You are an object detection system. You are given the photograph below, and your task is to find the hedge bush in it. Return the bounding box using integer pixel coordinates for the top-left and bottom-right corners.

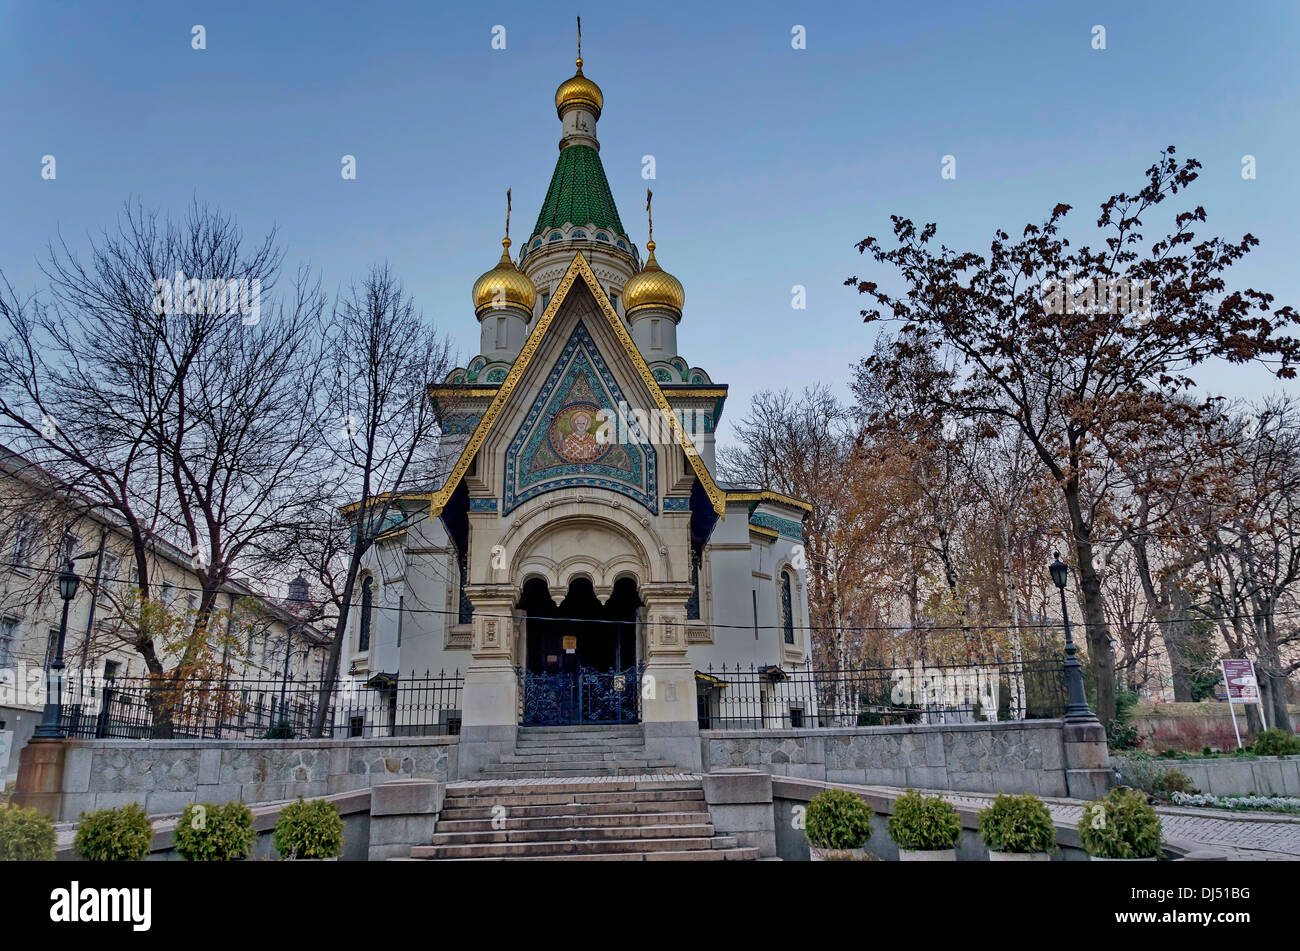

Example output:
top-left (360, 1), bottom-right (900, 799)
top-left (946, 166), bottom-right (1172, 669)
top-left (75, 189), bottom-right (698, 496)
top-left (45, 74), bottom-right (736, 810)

top-left (173, 801), bottom-right (257, 861)
top-left (1151, 767), bottom-right (1199, 798)
top-left (74, 803), bottom-right (154, 861)
top-left (805, 788), bottom-right (873, 850)
top-left (0, 804), bottom-right (56, 861)
top-left (977, 793), bottom-right (1055, 854)
top-left (272, 798), bottom-right (343, 860)
top-left (887, 789), bottom-right (961, 851)
top-left (1250, 728), bottom-right (1300, 757)
top-left (1077, 788), bottom-right (1162, 859)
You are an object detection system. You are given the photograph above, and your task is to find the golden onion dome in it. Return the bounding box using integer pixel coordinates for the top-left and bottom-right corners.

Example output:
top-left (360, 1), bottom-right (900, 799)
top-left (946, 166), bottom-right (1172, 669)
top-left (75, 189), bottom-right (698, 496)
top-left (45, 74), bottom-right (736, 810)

top-left (472, 238), bottom-right (537, 314)
top-left (555, 58), bottom-right (603, 118)
top-left (622, 241), bottom-right (684, 316)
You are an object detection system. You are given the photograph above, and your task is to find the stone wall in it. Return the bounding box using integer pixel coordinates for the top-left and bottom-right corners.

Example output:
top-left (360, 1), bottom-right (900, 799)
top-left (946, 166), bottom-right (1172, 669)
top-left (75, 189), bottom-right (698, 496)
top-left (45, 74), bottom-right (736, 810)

top-left (1170, 755), bottom-right (1300, 798)
top-left (1134, 702), bottom-right (1300, 753)
top-left (701, 720), bottom-right (1082, 796)
top-left (54, 736), bottom-right (458, 821)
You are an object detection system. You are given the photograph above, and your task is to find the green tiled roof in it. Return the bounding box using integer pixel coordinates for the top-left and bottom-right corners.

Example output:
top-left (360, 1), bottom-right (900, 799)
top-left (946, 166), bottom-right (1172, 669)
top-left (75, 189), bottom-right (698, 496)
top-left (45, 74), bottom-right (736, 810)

top-left (531, 145), bottom-right (627, 239)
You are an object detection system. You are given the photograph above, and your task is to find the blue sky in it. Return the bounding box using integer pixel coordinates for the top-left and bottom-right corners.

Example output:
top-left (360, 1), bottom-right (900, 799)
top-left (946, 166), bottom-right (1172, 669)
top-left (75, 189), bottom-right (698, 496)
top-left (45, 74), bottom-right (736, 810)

top-left (2, 1), bottom-right (1297, 445)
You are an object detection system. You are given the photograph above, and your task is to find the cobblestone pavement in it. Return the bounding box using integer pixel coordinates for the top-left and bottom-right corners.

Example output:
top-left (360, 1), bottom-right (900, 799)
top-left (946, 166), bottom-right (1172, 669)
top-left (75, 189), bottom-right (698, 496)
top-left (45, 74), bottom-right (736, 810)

top-left (932, 789), bottom-right (1300, 860)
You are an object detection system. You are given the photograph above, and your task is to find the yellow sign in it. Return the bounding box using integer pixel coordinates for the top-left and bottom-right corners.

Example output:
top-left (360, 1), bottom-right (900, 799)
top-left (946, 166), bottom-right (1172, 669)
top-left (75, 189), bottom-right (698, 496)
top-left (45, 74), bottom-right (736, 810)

top-left (562, 635), bottom-right (577, 651)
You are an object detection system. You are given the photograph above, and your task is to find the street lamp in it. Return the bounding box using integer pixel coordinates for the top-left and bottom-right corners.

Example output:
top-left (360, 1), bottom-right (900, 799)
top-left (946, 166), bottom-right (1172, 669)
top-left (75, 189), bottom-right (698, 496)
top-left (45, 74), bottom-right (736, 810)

top-left (34, 560), bottom-right (81, 738)
top-left (1049, 551), bottom-right (1098, 723)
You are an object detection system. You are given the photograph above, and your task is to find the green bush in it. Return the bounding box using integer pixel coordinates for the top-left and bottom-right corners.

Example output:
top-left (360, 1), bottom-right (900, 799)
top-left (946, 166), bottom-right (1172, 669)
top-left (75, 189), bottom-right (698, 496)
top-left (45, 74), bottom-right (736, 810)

top-left (272, 798), bottom-right (343, 860)
top-left (1077, 788), bottom-right (1162, 859)
top-left (977, 794), bottom-right (1056, 854)
top-left (0, 804), bottom-right (57, 861)
top-left (73, 803), bottom-right (154, 861)
top-left (173, 801), bottom-right (257, 861)
top-left (805, 788), bottom-right (873, 850)
top-left (887, 789), bottom-right (961, 851)
top-left (1250, 728), bottom-right (1300, 756)
top-left (1151, 768), bottom-right (1199, 799)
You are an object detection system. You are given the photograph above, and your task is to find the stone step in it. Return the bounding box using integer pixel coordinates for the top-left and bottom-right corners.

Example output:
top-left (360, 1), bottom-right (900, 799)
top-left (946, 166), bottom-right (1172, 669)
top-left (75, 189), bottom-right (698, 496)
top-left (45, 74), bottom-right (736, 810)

top-left (437, 810), bottom-right (710, 833)
top-left (517, 724), bottom-right (643, 735)
top-left (478, 767), bottom-right (679, 779)
top-left (440, 797), bottom-right (707, 821)
top-left (430, 822), bottom-right (717, 846)
top-left (509, 743), bottom-right (647, 748)
top-left (419, 847), bottom-right (761, 862)
top-left (446, 778), bottom-right (701, 798)
top-left (411, 836), bottom-right (718, 860)
top-left (482, 759), bottom-right (674, 772)
top-left (501, 751), bottom-right (650, 763)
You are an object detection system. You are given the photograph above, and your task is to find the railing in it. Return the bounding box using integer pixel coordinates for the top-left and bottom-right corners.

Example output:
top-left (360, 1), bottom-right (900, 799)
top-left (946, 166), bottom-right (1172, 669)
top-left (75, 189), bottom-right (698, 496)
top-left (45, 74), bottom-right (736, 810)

top-left (696, 657), bottom-right (1068, 730)
top-left (51, 670), bottom-right (463, 740)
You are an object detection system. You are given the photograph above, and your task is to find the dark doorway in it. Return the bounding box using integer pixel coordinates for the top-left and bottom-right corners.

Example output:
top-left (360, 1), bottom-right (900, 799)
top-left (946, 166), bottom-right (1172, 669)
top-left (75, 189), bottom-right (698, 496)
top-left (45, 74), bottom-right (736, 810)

top-left (519, 576), bottom-right (642, 725)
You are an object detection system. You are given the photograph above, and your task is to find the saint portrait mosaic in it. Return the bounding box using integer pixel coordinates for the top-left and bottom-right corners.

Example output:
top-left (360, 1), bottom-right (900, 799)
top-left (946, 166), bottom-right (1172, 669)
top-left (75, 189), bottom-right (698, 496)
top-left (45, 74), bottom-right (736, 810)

top-left (503, 320), bottom-right (656, 514)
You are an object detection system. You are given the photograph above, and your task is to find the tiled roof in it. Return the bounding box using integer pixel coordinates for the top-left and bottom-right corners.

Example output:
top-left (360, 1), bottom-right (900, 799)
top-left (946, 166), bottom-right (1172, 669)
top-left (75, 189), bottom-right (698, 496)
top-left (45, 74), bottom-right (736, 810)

top-left (531, 145), bottom-right (627, 239)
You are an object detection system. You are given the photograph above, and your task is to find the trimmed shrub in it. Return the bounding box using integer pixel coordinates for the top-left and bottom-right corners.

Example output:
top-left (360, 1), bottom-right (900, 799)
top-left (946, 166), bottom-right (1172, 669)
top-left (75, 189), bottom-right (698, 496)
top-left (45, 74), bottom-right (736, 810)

top-left (0, 804), bottom-right (57, 861)
top-left (74, 803), bottom-right (154, 861)
top-left (1077, 788), bottom-right (1162, 859)
top-left (272, 798), bottom-right (343, 860)
top-left (805, 788), bottom-right (873, 850)
top-left (977, 794), bottom-right (1055, 854)
top-left (1151, 768), bottom-right (1198, 799)
top-left (173, 801), bottom-right (257, 862)
top-left (1250, 728), bottom-right (1300, 757)
top-left (887, 789), bottom-right (961, 851)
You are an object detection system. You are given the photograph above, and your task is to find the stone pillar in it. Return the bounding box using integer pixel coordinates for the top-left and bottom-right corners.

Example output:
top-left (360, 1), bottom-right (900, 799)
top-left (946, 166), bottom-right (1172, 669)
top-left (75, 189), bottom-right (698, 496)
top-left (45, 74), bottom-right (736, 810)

top-left (368, 780), bottom-right (445, 861)
top-left (1063, 721), bottom-right (1113, 800)
top-left (702, 768), bottom-right (777, 857)
top-left (11, 737), bottom-right (67, 819)
top-left (640, 583), bottom-right (702, 772)
top-left (457, 587), bottom-right (520, 779)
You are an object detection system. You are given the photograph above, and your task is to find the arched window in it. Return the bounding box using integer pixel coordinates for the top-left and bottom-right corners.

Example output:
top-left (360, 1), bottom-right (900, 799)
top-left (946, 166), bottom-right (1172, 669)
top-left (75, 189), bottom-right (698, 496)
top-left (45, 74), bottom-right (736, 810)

top-left (595, 232), bottom-right (609, 242)
top-left (572, 230), bottom-right (587, 240)
top-left (548, 232), bottom-right (562, 243)
top-left (359, 576), bottom-right (373, 652)
top-left (780, 571), bottom-right (794, 645)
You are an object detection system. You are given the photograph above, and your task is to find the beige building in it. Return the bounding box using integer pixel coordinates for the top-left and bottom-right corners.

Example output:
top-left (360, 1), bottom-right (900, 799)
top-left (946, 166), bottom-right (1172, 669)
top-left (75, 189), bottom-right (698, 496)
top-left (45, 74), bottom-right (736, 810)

top-left (0, 448), bottom-right (326, 781)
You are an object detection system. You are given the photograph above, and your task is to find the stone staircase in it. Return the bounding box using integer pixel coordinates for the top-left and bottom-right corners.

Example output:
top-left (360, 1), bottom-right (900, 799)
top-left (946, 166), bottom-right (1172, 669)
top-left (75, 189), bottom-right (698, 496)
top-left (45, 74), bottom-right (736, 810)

top-left (479, 724), bottom-right (678, 779)
top-left (408, 776), bottom-right (759, 861)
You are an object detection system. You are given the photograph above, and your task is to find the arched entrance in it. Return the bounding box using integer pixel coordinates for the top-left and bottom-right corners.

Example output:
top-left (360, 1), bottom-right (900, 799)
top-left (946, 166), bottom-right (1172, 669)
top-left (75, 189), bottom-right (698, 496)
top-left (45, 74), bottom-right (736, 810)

top-left (518, 576), bottom-right (642, 725)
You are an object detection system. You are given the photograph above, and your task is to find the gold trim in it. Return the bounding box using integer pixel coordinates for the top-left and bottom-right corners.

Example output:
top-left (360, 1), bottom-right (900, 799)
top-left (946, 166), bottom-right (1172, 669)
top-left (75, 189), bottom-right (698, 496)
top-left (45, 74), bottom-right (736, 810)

top-left (428, 385), bottom-right (500, 400)
top-left (660, 387), bottom-right (728, 399)
top-left (727, 490), bottom-right (813, 514)
top-left (429, 252), bottom-right (727, 518)
top-left (340, 492), bottom-right (433, 517)
top-left (748, 524), bottom-right (779, 540)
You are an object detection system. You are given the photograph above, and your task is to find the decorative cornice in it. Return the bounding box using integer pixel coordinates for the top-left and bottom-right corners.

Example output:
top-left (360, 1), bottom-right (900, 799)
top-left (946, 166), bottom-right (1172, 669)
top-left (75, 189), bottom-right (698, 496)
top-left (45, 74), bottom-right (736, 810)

top-left (429, 251), bottom-right (725, 518)
top-left (749, 512), bottom-right (803, 541)
top-left (727, 489), bottom-right (814, 515)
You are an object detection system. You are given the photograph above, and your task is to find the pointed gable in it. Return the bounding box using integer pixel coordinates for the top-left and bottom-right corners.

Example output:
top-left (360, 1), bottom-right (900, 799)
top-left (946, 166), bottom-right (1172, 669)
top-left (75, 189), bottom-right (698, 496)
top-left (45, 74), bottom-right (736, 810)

top-left (429, 252), bottom-right (725, 518)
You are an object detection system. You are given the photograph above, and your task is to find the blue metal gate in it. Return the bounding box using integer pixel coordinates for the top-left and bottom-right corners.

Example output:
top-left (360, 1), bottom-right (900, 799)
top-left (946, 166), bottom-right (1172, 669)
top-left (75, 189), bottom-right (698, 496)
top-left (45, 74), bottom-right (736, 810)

top-left (519, 664), bottom-right (642, 726)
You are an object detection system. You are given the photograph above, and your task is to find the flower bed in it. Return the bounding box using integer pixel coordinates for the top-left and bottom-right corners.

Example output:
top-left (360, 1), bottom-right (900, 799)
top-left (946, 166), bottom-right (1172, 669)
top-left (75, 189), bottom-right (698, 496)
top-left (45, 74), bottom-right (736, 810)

top-left (1170, 792), bottom-right (1300, 813)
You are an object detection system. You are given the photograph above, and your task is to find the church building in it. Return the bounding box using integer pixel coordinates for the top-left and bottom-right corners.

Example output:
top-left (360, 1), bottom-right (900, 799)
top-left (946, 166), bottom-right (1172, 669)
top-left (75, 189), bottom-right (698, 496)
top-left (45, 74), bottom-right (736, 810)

top-left (342, 47), bottom-right (812, 775)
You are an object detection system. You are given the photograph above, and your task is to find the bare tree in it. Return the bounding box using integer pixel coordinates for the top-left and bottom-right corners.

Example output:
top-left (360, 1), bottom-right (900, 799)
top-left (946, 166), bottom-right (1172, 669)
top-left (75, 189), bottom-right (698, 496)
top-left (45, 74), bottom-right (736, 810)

top-left (305, 264), bottom-right (455, 737)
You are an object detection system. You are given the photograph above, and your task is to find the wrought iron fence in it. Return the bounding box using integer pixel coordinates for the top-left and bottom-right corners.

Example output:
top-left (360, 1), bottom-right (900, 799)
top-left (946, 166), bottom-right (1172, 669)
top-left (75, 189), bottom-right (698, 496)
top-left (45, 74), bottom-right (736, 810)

top-left (696, 656), bottom-right (1068, 730)
top-left (52, 670), bottom-right (463, 740)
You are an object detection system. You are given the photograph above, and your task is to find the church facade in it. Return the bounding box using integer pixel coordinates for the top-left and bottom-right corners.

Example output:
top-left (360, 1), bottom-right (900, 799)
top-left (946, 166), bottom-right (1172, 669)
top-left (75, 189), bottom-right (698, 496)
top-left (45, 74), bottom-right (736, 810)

top-left (341, 51), bottom-right (812, 774)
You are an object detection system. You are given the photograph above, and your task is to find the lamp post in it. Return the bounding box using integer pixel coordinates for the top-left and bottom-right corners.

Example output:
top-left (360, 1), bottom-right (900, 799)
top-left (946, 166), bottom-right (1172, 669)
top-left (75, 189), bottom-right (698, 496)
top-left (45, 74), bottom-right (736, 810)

top-left (1049, 551), bottom-right (1097, 723)
top-left (34, 560), bottom-right (81, 738)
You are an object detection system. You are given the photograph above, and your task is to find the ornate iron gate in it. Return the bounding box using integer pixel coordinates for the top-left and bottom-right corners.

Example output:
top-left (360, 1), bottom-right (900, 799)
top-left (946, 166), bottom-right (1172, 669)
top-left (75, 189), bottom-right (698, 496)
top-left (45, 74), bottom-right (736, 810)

top-left (519, 664), bottom-right (642, 726)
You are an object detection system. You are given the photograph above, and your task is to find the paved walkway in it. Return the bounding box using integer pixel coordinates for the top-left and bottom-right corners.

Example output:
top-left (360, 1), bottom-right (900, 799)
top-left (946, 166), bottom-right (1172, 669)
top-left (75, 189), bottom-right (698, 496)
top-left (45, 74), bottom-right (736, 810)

top-left (932, 789), bottom-right (1300, 860)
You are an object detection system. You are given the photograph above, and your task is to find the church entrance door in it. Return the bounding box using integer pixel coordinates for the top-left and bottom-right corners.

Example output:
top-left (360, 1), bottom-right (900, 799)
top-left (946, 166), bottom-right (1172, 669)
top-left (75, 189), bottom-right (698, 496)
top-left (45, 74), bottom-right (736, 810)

top-left (519, 577), bottom-right (641, 726)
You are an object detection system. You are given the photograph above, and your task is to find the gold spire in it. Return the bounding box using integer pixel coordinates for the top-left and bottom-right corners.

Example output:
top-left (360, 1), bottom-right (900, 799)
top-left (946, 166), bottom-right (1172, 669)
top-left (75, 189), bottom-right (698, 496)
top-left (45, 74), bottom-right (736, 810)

top-left (555, 18), bottom-right (603, 118)
top-left (472, 188), bottom-right (537, 314)
top-left (623, 188), bottom-right (684, 317)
